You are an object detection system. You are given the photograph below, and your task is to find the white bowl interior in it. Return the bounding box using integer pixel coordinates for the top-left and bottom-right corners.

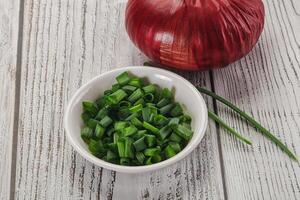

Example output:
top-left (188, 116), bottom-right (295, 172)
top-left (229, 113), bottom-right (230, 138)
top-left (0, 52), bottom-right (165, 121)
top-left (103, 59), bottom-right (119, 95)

top-left (65, 66), bottom-right (207, 173)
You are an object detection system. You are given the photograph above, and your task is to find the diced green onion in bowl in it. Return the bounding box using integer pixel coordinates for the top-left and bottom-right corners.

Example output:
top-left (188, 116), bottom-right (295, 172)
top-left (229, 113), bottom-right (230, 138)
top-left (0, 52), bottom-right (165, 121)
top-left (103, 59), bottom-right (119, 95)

top-left (80, 71), bottom-right (194, 166)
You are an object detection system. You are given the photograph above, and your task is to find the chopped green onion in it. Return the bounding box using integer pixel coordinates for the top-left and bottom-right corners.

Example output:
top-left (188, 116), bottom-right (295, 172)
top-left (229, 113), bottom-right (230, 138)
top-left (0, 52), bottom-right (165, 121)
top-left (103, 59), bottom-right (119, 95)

top-left (169, 142), bottom-right (181, 153)
top-left (119, 101), bottom-right (131, 108)
top-left (82, 101), bottom-right (99, 115)
top-left (143, 121), bottom-right (159, 134)
top-left (145, 157), bottom-right (152, 165)
top-left (154, 114), bottom-right (169, 127)
top-left (95, 107), bottom-right (109, 120)
top-left (157, 98), bottom-right (170, 108)
top-left (169, 133), bottom-right (182, 143)
top-left (125, 113), bottom-right (138, 121)
top-left (142, 107), bottom-right (151, 122)
top-left (144, 148), bottom-right (161, 157)
top-left (112, 84), bottom-right (120, 92)
top-left (132, 130), bottom-right (147, 140)
top-left (95, 124), bottom-right (105, 139)
top-left (170, 103), bottom-right (183, 117)
top-left (117, 138), bottom-right (126, 157)
top-left (164, 145), bottom-right (176, 158)
top-left (81, 127), bottom-right (93, 142)
top-left (120, 158), bottom-right (130, 165)
top-left (158, 126), bottom-right (172, 140)
top-left (106, 150), bottom-right (117, 161)
top-left (107, 89), bottom-right (128, 104)
top-left (128, 77), bottom-right (143, 88)
top-left (81, 112), bottom-right (92, 124)
top-left (122, 85), bottom-right (137, 94)
top-left (114, 121), bottom-right (128, 131)
top-left (173, 125), bottom-right (193, 140)
top-left (145, 134), bottom-right (156, 147)
top-left (152, 154), bottom-right (162, 163)
top-left (143, 84), bottom-right (156, 94)
top-left (89, 140), bottom-right (105, 157)
top-left (168, 118), bottom-right (180, 127)
top-left (99, 116), bottom-right (113, 128)
top-left (128, 88), bottom-right (144, 103)
top-left (123, 125), bottom-right (138, 137)
top-left (129, 104), bottom-right (143, 113)
top-left (144, 93), bottom-right (155, 103)
top-left (133, 98), bottom-right (145, 106)
top-left (136, 152), bottom-right (145, 164)
top-left (133, 136), bottom-right (147, 151)
top-left (159, 103), bottom-right (174, 115)
top-left (87, 119), bottom-right (100, 129)
top-left (162, 88), bottom-right (172, 99)
top-left (131, 117), bottom-right (143, 128)
top-left (116, 71), bottom-right (131, 86)
top-left (124, 138), bottom-right (134, 159)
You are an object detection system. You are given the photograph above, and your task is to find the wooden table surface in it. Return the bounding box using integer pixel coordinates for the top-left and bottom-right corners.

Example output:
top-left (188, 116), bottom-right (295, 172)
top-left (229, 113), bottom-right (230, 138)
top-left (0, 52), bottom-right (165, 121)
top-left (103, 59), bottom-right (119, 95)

top-left (1, 0), bottom-right (300, 199)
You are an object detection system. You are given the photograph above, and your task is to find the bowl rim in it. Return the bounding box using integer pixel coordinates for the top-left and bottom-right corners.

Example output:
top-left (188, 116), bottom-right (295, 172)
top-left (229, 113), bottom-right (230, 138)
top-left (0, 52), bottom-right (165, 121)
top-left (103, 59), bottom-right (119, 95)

top-left (64, 66), bottom-right (208, 173)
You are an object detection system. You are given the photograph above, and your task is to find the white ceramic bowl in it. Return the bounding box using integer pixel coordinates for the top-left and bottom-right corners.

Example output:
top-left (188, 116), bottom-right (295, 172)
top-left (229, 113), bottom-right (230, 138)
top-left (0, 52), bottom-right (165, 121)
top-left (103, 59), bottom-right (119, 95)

top-left (64, 66), bottom-right (208, 173)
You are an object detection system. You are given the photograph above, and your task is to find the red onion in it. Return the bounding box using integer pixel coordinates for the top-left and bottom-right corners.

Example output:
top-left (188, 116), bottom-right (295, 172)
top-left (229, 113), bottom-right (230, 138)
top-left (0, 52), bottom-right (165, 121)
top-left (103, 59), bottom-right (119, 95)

top-left (125, 0), bottom-right (265, 71)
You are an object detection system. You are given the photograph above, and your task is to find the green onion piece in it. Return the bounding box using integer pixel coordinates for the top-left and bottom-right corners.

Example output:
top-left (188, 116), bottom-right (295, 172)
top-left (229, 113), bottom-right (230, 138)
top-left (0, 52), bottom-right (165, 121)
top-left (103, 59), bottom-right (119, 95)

top-left (119, 101), bottom-right (131, 108)
top-left (118, 108), bottom-right (130, 120)
top-left (95, 107), bottom-right (109, 120)
top-left (120, 158), bottom-right (130, 165)
top-left (99, 116), bottom-right (113, 128)
top-left (145, 134), bottom-right (156, 147)
top-left (152, 154), bottom-right (162, 163)
top-left (136, 152), bottom-right (145, 164)
top-left (89, 140), bottom-right (105, 157)
top-left (143, 121), bottom-right (159, 134)
top-left (129, 104), bottom-right (143, 113)
top-left (117, 138), bottom-right (126, 157)
top-left (81, 127), bottom-right (93, 142)
top-left (162, 88), bottom-right (173, 99)
top-left (145, 157), bottom-right (152, 165)
top-left (134, 98), bottom-right (145, 106)
top-left (81, 112), bottom-right (92, 124)
top-left (131, 117), bottom-right (143, 128)
top-left (125, 113), bottom-right (138, 121)
top-left (123, 125), bottom-right (138, 137)
top-left (132, 130), bottom-right (147, 140)
top-left (164, 145), bottom-right (176, 158)
top-left (154, 114), bottom-right (169, 127)
top-left (142, 107), bottom-right (151, 122)
top-left (112, 83), bottom-right (120, 92)
top-left (157, 98), bottom-right (170, 108)
top-left (128, 88), bottom-right (144, 103)
top-left (170, 103), bottom-right (183, 117)
top-left (133, 136), bottom-right (147, 152)
top-left (173, 125), bottom-right (193, 140)
top-left (114, 121), bottom-right (128, 131)
top-left (158, 126), bottom-right (172, 140)
top-left (208, 110), bottom-right (252, 145)
top-left (124, 138), bottom-right (134, 159)
top-left (116, 71), bottom-right (131, 86)
top-left (168, 118), bottom-right (180, 127)
top-left (95, 124), bottom-right (105, 139)
top-left (102, 137), bottom-right (113, 144)
top-left (128, 77), bottom-right (143, 88)
top-left (107, 89), bottom-right (128, 104)
top-left (122, 85), bottom-right (137, 94)
top-left (82, 101), bottom-right (99, 115)
top-left (95, 97), bottom-right (106, 108)
top-left (169, 133), bottom-right (182, 143)
top-left (169, 142), bottom-right (181, 153)
top-left (105, 143), bottom-right (117, 153)
top-left (106, 127), bottom-right (115, 137)
top-left (144, 148), bottom-right (161, 157)
top-left (104, 90), bottom-right (112, 95)
top-left (159, 104), bottom-right (174, 115)
top-left (87, 119), bottom-right (100, 129)
top-left (179, 115), bottom-right (192, 123)
top-left (113, 132), bottom-right (119, 143)
top-left (144, 93), bottom-right (155, 103)
top-left (182, 123), bottom-right (191, 130)
top-left (107, 150), bottom-right (118, 161)
top-left (143, 84), bottom-right (156, 94)
top-left (198, 87), bottom-right (297, 160)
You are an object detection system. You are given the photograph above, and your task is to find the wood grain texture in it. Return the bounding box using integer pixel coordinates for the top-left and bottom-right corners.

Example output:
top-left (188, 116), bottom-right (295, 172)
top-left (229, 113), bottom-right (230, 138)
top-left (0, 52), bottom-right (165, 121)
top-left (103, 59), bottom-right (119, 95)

top-left (14, 0), bottom-right (224, 199)
top-left (212, 0), bottom-right (300, 199)
top-left (0, 0), bottom-right (20, 199)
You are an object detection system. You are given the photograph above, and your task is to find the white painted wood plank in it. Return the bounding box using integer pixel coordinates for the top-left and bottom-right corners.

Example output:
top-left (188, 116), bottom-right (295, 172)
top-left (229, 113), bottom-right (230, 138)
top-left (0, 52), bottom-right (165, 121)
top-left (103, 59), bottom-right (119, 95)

top-left (212, 0), bottom-right (300, 199)
top-left (0, 0), bottom-right (20, 199)
top-left (15, 0), bottom-right (224, 199)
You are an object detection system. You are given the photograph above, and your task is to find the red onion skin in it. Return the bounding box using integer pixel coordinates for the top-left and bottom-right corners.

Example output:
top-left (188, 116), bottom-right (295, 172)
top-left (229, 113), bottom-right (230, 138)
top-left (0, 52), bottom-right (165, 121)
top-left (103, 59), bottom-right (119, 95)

top-left (125, 0), bottom-right (265, 71)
